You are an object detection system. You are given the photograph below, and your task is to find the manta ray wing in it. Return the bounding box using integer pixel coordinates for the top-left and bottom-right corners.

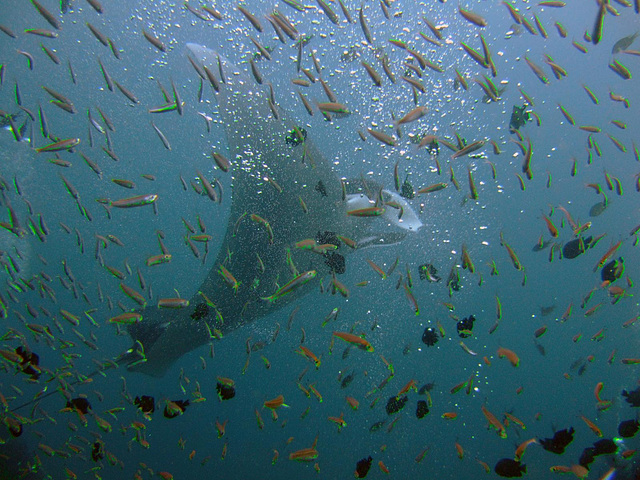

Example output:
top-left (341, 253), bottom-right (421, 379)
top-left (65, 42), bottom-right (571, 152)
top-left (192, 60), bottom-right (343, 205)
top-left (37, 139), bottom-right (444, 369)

top-left (123, 44), bottom-right (355, 376)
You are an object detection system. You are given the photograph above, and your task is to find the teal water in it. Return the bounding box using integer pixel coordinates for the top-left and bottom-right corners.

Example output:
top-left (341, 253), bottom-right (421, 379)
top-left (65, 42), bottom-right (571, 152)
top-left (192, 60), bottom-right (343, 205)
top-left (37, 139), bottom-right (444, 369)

top-left (0, 0), bottom-right (639, 479)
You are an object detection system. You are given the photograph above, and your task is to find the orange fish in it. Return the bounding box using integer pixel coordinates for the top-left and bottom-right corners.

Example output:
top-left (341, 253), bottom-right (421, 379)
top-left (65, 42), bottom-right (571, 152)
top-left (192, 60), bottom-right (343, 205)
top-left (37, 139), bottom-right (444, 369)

top-left (514, 438), bottom-right (538, 461)
top-left (594, 382), bottom-right (604, 402)
top-left (366, 259), bottom-right (387, 279)
top-left (215, 419), bottom-right (228, 438)
top-left (481, 405), bottom-right (507, 438)
top-left (593, 240), bottom-right (622, 272)
top-left (461, 244), bottom-right (475, 273)
top-left (263, 395), bottom-right (287, 410)
top-left (497, 347), bottom-right (520, 367)
top-left (346, 396), bottom-right (360, 410)
top-left (308, 384), bottom-right (323, 403)
top-left (580, 415), bottom-right (603, 437)
top-left (504, 413), bottom-right (526, 430)
top-left (622, 449), bottom-right (636, 459)
top-left (396, 379), bottom-right (417, 399)
top-left (297, 345), bottom-right (321, 369)
top-left (328, 412), bottom-right (346, 431)
top-left (455, 442), bottom-right (464, 459)
top-left (476, 459), bottom-right (491, 473)
top-left (332, 332), bottom-right (374, 352)
top-left (347, 207), bottom-right (385, 217)
top-left (218, 265), bottom-right (240, 294)
top-left (289, 447), bottom-right (318, 462)
top-left (542, 214), bottom-right (559, 237)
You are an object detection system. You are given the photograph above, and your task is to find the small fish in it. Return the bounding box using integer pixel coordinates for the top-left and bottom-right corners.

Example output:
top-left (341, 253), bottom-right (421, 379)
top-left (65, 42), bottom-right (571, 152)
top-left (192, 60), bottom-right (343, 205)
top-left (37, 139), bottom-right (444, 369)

top-left (497, 346), bottom-right (520, 367)
top-left (262, 271), bottom-right (317, 303)
top-left (458, 5), bottom-right (488, 27)
top-left (142, 29), bottom-right (166, 52)
top-left (35, 138), bottom-right (80, 153)
top-left (333, 331), bottom-right (374, 352)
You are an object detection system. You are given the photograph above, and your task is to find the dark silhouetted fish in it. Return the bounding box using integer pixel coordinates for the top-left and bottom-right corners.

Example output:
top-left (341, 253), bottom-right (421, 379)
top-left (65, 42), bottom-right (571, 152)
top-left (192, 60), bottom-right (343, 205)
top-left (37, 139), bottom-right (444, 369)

top-left (613, 31), bottom-right (639, 54)
top-left (540, 305), bottom-right (556, 316)
top-left (540, 427), bottom-right (575, 454)
top-left (495, 458), bottom-right (526, 478)
top-left (623, 386), bottom-right (640, 407)
top-left (619, 419), bottom-right (640, 438)
top-left (589, 201), bottom-right (608, 217)
top-left (563, 236), bottom-right (592, 259)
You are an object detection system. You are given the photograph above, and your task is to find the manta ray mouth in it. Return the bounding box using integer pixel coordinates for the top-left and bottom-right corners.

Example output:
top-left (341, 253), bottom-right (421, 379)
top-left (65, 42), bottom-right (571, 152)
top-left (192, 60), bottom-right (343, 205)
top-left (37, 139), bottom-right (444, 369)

top-left (346, 190), bottom-right (423, 232)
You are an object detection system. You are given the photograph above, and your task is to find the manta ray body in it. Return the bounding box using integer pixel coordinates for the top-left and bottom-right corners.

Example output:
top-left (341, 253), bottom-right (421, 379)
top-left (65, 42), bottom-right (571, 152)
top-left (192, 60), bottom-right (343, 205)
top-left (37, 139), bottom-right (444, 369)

top-left (120, 44), bottom-right (422, 377)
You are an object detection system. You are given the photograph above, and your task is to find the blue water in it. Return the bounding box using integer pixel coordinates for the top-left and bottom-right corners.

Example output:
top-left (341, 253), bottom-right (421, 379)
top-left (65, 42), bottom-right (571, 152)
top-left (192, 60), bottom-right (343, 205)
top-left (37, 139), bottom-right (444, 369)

top-left (0, 0), bottom-right (639, 478)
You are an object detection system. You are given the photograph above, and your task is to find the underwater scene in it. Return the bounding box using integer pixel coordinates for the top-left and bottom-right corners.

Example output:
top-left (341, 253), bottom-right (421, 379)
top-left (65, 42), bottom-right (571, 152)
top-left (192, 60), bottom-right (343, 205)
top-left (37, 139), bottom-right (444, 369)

top-left (0, 0), bottom-right (639, 478)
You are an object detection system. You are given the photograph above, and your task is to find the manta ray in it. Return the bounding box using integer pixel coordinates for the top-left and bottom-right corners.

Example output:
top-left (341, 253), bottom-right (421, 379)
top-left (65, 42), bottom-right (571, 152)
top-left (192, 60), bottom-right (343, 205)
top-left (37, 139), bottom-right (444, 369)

top-left (115, 43), bottom-right (423, 377)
